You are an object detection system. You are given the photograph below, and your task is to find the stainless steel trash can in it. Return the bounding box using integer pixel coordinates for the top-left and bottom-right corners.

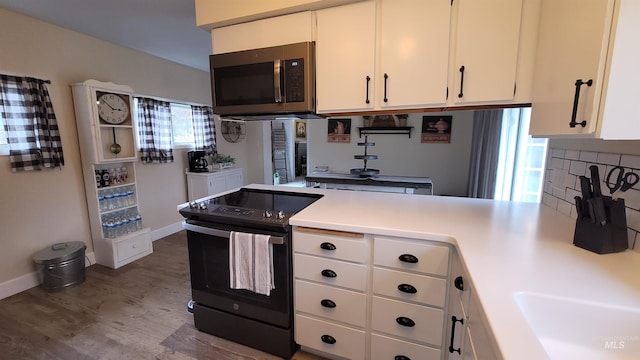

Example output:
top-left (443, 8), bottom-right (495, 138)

top-left (33, 241), bottom-right (87, 291)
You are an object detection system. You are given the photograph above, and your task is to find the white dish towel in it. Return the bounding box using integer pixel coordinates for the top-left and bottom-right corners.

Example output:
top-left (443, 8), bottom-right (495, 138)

top-left (229, 231), bottom-right (275, 296)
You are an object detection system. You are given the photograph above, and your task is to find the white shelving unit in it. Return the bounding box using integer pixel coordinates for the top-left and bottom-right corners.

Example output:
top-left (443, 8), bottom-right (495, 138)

top-left (72, 80), bottom-right (152, 269)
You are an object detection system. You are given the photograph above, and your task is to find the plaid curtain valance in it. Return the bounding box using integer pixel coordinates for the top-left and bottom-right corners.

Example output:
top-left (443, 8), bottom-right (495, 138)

top-left (0, 75), bottom-right (64, 171)
top-left (191, 105), bottom-right (216, 155)
top-left (136, 97), bottom-right (174, 163)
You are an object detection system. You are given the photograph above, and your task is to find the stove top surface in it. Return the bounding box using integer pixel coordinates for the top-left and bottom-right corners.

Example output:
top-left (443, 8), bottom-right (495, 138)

top-left (179, 188), bottom-right (322, 229)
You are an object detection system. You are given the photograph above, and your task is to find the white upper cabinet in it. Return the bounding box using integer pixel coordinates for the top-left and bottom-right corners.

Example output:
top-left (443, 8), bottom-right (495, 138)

top-left (378, 0), bottom-right (451, 109)
top-left (529, 0), bottom-right (640, 139)
top-left (315, 1), bottom-right (376, 113)
top-left (211, 11), bottom-right (314, 54)
top-left (452, 0), bottom-right (523, 104)
top-left (316, 0), bottom-right (451, 113)
top-left (316, 0), bottom-right (530, 114)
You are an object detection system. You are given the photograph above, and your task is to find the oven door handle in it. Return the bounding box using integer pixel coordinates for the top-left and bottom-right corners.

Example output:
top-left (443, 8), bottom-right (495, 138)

top-left (182, 222), bottom-right (285, 245)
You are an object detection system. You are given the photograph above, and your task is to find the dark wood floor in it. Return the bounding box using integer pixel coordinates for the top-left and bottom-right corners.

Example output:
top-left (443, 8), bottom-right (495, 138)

top-left (0, 231), bottom-right (326, 360)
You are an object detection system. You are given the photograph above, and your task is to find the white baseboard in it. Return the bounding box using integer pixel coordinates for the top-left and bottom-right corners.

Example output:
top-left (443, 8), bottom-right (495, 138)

top-left (0, 222), bottom-right (183, 300)
top-left (150, 221), bottom-right (183, 241)
top-left (0, 272), bottom-right (39, 300)
top-left (0, 251), bottom-right (96, 301)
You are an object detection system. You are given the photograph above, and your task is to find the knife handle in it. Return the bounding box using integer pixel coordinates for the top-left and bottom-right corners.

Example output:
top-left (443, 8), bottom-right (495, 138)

top-left (590, 165), bottom-right (603, 197)
top-left (579, 176), bottom-right (592, 199)
top-left (574, 196), bottom-right (583, 219)
top-left (586, 199), bottom-right (596, 223)
top-left (592, 196), bottom-right (607, 225)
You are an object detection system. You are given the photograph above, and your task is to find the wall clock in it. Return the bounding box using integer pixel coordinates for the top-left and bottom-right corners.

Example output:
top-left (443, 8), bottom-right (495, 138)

top-left (96, 92), bottom-right (130, 125)
top-left (220, 119), bottom-right (246, 143)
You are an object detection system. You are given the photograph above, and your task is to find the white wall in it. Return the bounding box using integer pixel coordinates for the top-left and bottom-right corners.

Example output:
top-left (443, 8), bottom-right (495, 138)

top-left (307, 111), bottom-right (475, 196)
top-left (0, 8), bottom-right (211, 289)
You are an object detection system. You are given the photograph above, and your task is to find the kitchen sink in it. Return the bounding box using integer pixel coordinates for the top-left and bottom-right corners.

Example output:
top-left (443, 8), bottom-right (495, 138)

top-left (514, 292), bottom-right (640, 359)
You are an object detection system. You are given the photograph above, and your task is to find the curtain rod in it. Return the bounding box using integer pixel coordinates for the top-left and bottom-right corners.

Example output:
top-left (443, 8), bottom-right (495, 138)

top-left (132, 93), bottom-right (211, 108)
top-left (0, 70), bottom-right (50, 83)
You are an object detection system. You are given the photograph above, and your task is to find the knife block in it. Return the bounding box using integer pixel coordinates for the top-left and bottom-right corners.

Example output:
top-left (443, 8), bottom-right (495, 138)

top-left (573, 197), bottom-right (628, 254)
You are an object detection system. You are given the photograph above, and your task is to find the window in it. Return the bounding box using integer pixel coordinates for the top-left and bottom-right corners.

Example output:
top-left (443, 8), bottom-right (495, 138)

top-left (494, 108), bottom-right (548, 202)
top-left (133, 98), bottom-right (199, 149)
top-left (0, 75), bottom-right (64, 170)
top-left (0, 111), bottom-right (8, 155)
top-left (170, 103), bottom-right (195, 147)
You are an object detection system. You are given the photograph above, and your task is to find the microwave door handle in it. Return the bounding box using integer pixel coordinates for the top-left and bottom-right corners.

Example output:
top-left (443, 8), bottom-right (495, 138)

top-left (274, 60), bottom-right (283, 103)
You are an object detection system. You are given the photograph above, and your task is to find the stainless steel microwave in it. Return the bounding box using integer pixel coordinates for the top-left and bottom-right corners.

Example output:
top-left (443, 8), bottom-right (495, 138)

top-left (209, 42), bottom-right (317, 118)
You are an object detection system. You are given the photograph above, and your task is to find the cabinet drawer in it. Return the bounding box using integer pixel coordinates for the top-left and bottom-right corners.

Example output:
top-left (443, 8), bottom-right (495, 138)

top-left (374, 237), bottom-right (449, 276)
top-left (116, 231), bottom-right (151, 262)
top-left (373, 267), bottom-right (447, 307)
top-left (295, 280), bottom-right (366, 327)
top-left (294, 253), bottom-right (367, 291)
top-left (372, 296), bottom-right (444, 346)
top-left (295, 314), bottom-right (366, 360)
top-left (371, 333), bottom-right (441, 360)
top-left (294, 228), bottom-right (367, 263)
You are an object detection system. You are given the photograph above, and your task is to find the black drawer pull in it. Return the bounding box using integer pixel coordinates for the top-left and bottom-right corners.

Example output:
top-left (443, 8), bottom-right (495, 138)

top-left (321, 299), bottom-right (336, 308)
top-left (398, 254), bottom-right (419, 263)
top-left (321, 269), bottom-right (337, 278)
top-left (454, 276), bottom-right (464, 291)
top-left (449, 315), bottom-right (464, 354)
top-left (396, 316), bottom-right (415, 327)
top-left (394, 356), bottom-right (411, 360)
top-left (321, 334), bottom-right (336, 344)
top-left (320, 242), bottom-right (336, 251)
top-left (397, 283), bottom-right (417, 294)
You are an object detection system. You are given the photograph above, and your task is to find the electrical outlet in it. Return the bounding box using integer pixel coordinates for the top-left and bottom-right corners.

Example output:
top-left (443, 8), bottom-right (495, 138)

top-left (551, 169), bottom-right (568, 190)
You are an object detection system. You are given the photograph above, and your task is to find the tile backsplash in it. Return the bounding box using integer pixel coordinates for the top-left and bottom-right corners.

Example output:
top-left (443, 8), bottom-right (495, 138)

top-left (542, 148), bottom-right (640, 252)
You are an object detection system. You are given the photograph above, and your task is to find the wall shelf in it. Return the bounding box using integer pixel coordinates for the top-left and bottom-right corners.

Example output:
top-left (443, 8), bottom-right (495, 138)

top-left (358, 126), bottom-right (413, 138)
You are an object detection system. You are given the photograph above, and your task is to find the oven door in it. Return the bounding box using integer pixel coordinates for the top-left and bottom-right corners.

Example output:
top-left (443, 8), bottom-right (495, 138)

top-left (184, 220), bottom-right (293, 328)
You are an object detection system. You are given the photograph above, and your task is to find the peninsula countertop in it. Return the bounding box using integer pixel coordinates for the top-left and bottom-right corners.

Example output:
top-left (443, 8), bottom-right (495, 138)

top-left (245, 184), bottom-right (640, 359)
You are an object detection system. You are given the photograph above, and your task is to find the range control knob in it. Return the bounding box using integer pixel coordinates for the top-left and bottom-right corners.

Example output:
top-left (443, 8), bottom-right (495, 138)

top-left (263, 210), bottom-right (273, 218)
top-left (198, 202), bottom-right (207, 210)
top-left (277, 210), bottom-right (285, 220)
top-left (189, 201), bottom-right (198, 209)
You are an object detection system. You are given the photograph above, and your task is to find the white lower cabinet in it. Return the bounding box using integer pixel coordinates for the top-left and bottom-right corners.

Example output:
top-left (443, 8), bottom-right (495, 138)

top-left (293, 228), bottom-right (451, 359)
top-left (371, 296), bottom-right (444, 346)
top-left (293, 227), bottom-right (368, 359)
top-left (295, 314), bottom-right (366, 360)
top-left (186, 167), bottom-right (243, 200)
top-left (295, 280), bottom-right (367, 327)
top-left (447, 250), bottom-right (501, 360)
top-left (373, 267), bottom-right (447, 307)
top-left (294, 254), bottom-right (368, 291)
top-left (372, 333), bottom-right (441, 360)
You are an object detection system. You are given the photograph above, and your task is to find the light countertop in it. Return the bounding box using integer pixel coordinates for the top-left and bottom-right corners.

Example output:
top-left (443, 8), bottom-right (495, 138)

top-left (244, 184), bottom-right (640, 359)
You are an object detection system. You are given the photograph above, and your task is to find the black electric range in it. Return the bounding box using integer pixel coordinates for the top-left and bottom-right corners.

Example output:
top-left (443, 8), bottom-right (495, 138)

top-left (179, 187), bottom-right (323, 231)
top-left (178, 187), bottom-right (322, 359)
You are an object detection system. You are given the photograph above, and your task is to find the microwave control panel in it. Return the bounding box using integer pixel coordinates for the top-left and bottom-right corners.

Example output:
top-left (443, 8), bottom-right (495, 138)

top-left (285, 58), bottom-right (304, 103)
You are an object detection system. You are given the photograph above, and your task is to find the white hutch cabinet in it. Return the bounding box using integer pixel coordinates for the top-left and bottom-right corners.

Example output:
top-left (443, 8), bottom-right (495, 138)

top-left (186, 167), bottom-right (244, 201)
top-left (71, 80), bottom-right (152, 269)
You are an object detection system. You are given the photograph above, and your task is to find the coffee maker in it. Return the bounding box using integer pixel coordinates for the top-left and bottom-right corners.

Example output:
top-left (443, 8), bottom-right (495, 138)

top-left (188, 151), bottom-right (208, 172)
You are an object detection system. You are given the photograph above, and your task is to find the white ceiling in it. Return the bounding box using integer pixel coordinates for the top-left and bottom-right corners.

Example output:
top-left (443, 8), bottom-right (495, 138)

top-left (0, 0), bottom-right (212, 71)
